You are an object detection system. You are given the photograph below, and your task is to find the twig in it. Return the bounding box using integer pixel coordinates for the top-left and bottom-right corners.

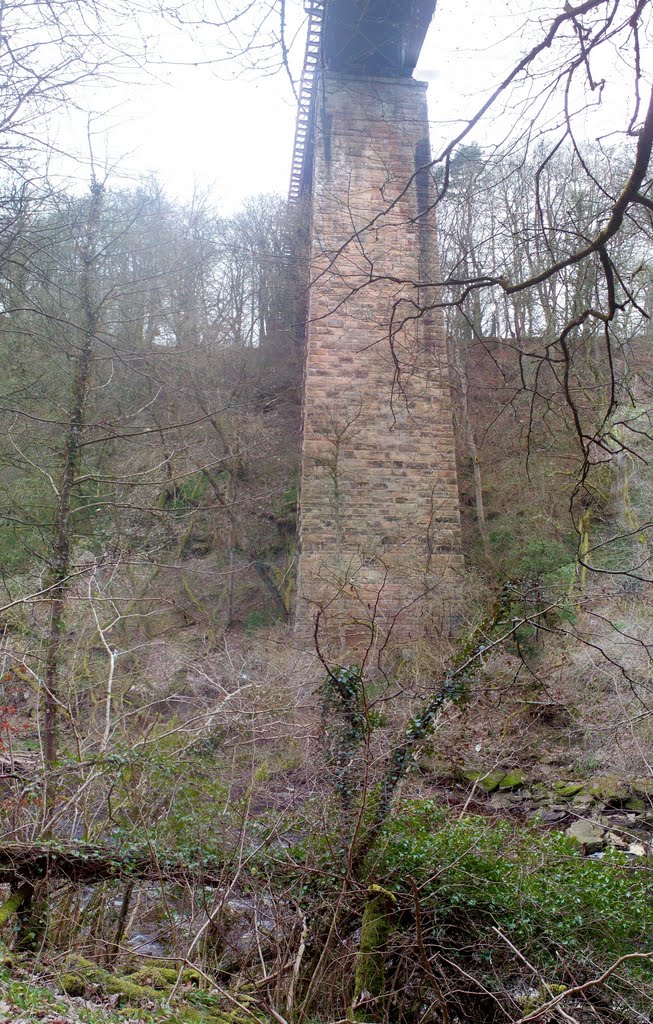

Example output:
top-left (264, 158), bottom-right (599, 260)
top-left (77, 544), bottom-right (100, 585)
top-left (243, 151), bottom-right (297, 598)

top-left (408, 876), bottom-right (450, 1024)
top-left (512, 950), bottom-right (653, 1023)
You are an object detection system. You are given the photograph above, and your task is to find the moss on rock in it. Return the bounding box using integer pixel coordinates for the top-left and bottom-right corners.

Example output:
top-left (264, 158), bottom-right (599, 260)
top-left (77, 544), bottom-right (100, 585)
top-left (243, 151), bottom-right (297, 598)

top-left (587, 777), bottom-right (630, 803)
top-left (64, 954), bottom-right (160, 1004)
top-left (552, 781), bottom-right (585, 798)
top-left (128, 964), bottom-right (201, 990)
top-left (60, 973), bottom-right (86, 997)
top-left (624, 797), bottom-right (646, 812)
top-left (530, 781), bottom-right (549, 800)
top-left (498, 769), bottom-right (526, 790)
top-left (460, 768), bottom-right (505, 793)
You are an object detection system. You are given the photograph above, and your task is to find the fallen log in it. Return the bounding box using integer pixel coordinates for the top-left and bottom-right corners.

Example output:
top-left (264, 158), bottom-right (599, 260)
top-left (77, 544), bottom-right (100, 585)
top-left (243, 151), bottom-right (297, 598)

top-left (0, 841), bottom-right (225, 886)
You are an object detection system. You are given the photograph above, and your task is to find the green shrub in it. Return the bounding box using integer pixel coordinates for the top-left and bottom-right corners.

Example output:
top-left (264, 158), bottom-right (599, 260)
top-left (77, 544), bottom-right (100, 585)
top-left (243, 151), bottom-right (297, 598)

top-left (516, 538), bottom-right (573, 577)
top-left (488, 526), bottom-right (576, 580)
top-left (275, 483), bottom-right (298, 527)
top-left (178, 472), bottom-right (210, 504)
top-left (244, 608), bottom-right (275, 635)
top-left (158, 471), bottom-right (210, 513)
top-left (372, 801), bottom-right (653, 972)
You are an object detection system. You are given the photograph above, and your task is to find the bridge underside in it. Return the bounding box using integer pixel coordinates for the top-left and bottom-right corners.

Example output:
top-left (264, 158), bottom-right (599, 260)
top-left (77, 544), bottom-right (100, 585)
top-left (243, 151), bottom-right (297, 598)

top-left (322, 0), bottom-right (436, 77)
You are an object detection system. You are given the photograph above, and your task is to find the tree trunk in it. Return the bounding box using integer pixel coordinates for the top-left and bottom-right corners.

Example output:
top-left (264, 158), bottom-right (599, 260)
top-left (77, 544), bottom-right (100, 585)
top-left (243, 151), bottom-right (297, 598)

top-left (43, 181), bottom-right (104, 788)
top-left (451, 330), bottom-right (490, 559)
top-left (352, 886), bottom-right (396, 1022)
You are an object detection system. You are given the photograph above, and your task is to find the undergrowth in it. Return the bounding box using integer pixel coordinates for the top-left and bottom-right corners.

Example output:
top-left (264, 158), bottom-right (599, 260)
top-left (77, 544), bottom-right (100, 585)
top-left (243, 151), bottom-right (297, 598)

top-left (370, 800), bottom-right (653, 980)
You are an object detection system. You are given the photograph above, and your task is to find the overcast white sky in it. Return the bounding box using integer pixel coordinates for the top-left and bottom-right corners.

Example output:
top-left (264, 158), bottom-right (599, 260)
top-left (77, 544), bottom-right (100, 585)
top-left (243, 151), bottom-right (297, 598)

top-left (52, 0), bottom-right (647, 209)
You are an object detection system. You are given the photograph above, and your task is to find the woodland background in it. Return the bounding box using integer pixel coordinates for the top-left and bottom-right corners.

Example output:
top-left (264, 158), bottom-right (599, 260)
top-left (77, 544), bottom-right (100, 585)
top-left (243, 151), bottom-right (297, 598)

top-left (0, 1), bottom-right (652, 1022)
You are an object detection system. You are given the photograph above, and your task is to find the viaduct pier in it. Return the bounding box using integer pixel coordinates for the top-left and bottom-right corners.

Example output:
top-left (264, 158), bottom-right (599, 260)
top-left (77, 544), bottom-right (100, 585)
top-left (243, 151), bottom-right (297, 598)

top-left (292, 0), bottom-right (462, 649)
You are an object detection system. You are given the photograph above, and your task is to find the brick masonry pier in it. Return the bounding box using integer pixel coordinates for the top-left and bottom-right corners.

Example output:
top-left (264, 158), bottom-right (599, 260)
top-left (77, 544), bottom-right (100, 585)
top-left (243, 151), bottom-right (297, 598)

top-left (295, 71), bottom-right (462, 651)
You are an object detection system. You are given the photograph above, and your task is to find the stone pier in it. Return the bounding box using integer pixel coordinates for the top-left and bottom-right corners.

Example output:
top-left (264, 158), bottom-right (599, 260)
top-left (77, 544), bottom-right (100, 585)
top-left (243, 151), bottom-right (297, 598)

top-left (295, 71), bottom-right (462, 650)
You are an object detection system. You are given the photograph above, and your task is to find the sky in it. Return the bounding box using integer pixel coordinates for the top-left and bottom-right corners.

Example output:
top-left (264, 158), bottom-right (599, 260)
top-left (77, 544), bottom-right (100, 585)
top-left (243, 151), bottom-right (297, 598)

top-left (50, 0), bottom-right (647, 210)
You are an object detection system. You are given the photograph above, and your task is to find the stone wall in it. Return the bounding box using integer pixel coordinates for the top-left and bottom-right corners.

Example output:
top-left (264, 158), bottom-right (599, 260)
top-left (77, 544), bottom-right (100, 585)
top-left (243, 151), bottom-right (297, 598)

top-left (296, 72), bottom-right (462, 652)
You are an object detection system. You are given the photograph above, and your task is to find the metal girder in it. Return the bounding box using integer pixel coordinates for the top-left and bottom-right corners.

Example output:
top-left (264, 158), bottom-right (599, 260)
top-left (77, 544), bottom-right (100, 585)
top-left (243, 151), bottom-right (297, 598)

top-left (322, 0), bottom-right (437, 77)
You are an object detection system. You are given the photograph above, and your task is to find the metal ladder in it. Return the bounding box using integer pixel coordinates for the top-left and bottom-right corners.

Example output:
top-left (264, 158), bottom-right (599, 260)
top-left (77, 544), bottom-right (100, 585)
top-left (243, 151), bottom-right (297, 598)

top-left (288, 0), bottom-right (325, 204)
